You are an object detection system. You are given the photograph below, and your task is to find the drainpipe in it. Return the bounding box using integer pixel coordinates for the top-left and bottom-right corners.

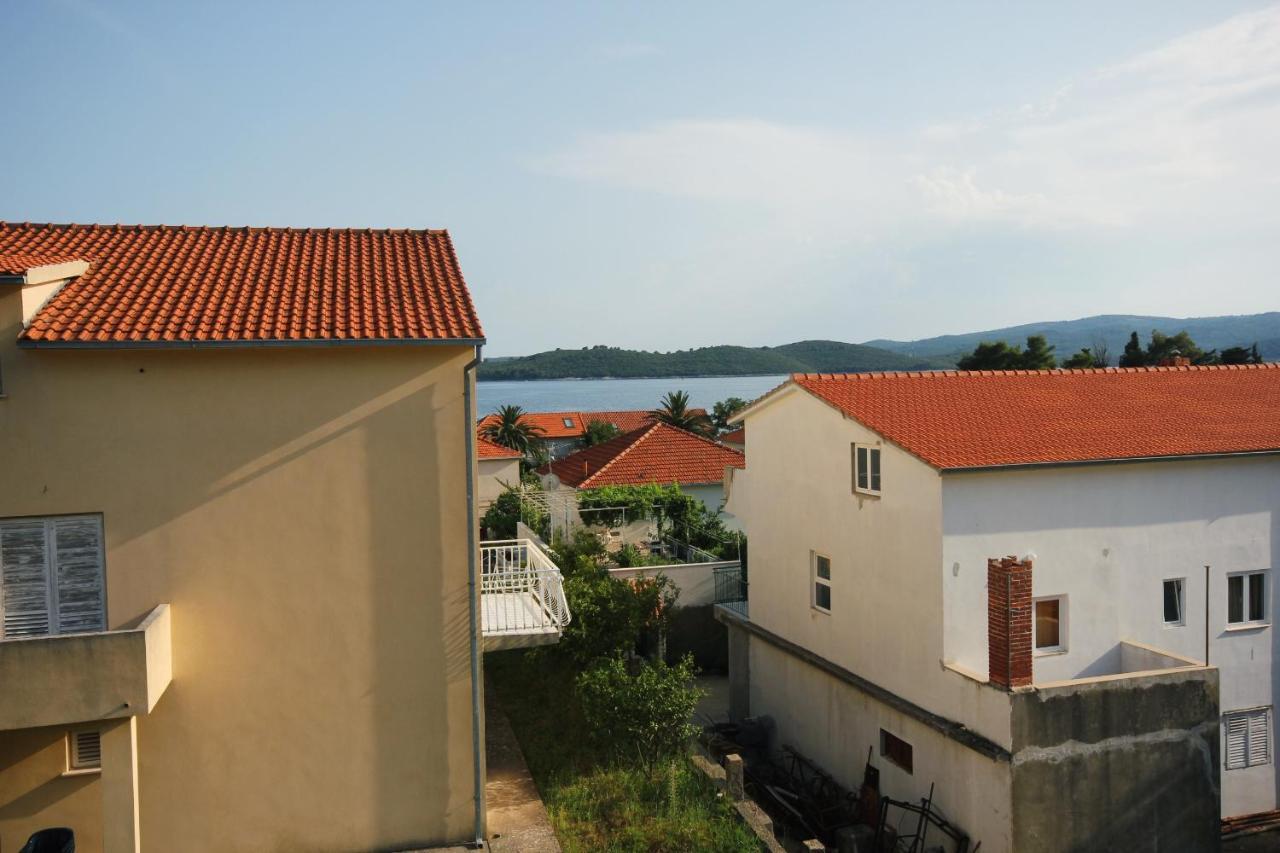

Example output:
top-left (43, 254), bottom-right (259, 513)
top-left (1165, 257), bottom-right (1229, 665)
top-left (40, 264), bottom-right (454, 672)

top-left (463, 343), bottom-right (486, 848)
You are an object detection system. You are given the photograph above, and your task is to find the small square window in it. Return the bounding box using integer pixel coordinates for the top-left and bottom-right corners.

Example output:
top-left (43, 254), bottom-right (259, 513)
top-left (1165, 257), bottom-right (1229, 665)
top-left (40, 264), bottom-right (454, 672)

top-left (563, 418), bottom-right (574, 428)
top-left (1034, 596), bottom-right (1066, 653)
top-left (68, 730), bottom-right (101, 771)
top-left (1228, 571), bottom-right (1268, 626)
top-left (812, 552), bottom-right (832, 613)
top-left (880, 729), bottom-right (913, 774)
top-left (853, 444), bottom-right (881, 495)
top-left (1163, 579), bottom-right (1185, 625)
top-left (1225, 707), bottom-right (1271, 770)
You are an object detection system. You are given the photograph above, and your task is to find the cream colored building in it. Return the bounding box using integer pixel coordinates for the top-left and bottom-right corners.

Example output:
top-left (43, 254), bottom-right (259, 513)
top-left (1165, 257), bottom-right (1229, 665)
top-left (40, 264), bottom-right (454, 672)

top-left (0, 224), bottom-right (568, 852)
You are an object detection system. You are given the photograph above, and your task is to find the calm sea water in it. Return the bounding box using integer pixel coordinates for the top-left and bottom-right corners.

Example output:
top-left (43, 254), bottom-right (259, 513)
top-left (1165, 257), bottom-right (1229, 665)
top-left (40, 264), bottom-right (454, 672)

top-left (477, 375), bottom-right (787, 414)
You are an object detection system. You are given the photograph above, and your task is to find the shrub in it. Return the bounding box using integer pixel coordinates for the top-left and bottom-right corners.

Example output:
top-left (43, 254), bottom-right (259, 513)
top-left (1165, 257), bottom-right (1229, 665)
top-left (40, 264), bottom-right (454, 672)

top-left (559, 564), bottom-right (677, 666)
top-left (481, 485), bottom-right (547, 540)
top-left (577, 655), bottom-right (704, 772)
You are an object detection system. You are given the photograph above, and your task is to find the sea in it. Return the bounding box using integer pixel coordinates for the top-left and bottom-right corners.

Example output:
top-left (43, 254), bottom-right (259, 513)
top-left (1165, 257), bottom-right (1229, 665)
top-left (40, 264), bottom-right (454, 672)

top-left (476, 375), bottom-right (786, 414)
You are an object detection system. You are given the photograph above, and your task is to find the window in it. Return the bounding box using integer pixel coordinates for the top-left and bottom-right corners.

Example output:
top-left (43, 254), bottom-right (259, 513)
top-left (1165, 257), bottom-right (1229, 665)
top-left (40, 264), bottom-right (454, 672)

top-left (68, 730), bottom-right (102, 771)
top-left (0, 515), bottom-right (106, 638)
top-left (1163, 578), bottom-right (1185, 625)
top-left (812, 552), bottom-right (832, 613)
top-left (853, 444), bottom-right (881, 495)
top-left (880, 729), bottom-right (913, 774)
top-left (1228, 571), bottom-right (1268, 626)
top-left (1033, 596), bottom-right (1066, 653)
top-left (1225, 708), bottom-right (1271, 770)
top-left (563, 418), bottom-right (574, 428)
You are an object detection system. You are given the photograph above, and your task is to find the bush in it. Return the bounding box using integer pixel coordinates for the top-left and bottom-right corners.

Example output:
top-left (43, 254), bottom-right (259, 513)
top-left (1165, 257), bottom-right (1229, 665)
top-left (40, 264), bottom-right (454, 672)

top-left (577, 655), bottom-right (704, 772)
top-left (559, 564), bottom-right (677, 666)
top-left (481, 485), bottom-right (546, 539)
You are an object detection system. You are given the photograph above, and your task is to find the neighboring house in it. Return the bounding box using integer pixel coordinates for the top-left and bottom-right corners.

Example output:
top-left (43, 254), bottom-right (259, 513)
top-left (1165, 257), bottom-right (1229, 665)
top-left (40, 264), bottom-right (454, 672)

top-left (477, 408), bottom-right (707, 459)
top-left (477, 435), bottom-right (522, 510)
top-left (719, 426), bottom-right (745, 452)
top-left (0, 223), bottom-right (567, 853)
top-left (538, 421), bottom-right (745, 529)
top-left (720, 366), bottom-right (1280, 852)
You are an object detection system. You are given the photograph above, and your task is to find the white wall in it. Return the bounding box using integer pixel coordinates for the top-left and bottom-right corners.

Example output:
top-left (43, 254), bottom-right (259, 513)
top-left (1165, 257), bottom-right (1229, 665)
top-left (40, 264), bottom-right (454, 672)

top-left (478, 457), bottom-right (520, 509)
top-left (941, 456), bottom-right (1280, 817)
top-left (609, 560), bottom-right (739, 607)
top-left (684, 483), bottom-right (741, 531)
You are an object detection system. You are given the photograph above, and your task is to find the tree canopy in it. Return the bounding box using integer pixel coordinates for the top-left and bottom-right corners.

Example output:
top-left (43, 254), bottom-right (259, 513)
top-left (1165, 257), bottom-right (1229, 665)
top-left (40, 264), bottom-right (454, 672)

top-left (711, 397), bottom-right (748, 433)
top-left (480, 404), bottom-right (545, 453)
top-left (956, 335), bottom-right (1057, 370)
top-left (650, 390), bottom-right (713, 436)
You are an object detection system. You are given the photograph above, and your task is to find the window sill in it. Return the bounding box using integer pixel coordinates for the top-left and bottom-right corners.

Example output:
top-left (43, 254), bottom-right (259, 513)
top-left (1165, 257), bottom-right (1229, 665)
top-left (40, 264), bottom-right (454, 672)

top-left (1163, 622), bottom-right (1185, 628)
top-left (1034, 648), bottom-right (1068, 657)
top-left (1224, 622), bottom-right (1270, 633)
top-left (852, 490), bottom-right (882, 499)
top-left (60, 768), bottom-right (100, 778)
top-left (811, 607), bottom-right (831, 616)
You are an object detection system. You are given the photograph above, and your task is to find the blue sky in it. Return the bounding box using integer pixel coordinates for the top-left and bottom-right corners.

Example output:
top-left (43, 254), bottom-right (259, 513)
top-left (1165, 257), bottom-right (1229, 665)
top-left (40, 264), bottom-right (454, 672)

top-left (3, 1), bottom-right (1277, 355)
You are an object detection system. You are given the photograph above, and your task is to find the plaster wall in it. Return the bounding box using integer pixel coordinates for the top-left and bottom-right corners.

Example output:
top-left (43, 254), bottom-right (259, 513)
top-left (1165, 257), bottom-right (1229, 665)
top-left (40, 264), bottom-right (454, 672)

top-left (478, 457), bottom-right (520, 509)
top-left (0, 288), bottom-right (481, 851)
top-left (941, 456), bottom-right (1280, 817)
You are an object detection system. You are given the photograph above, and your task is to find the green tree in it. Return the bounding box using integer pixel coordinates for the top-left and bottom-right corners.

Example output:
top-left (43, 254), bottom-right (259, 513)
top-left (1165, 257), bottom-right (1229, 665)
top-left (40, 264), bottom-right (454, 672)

top-left (576, 655), bottom-right (704, 772)
top-left (558, 559), bottom-right (678, 666)
top-left (480, 485), bottom-right (547, 539)
top-left (1119, 331), bottom-right (1147, 367)
top-left (1221, 343), bottom-right (1263, 365)
top-left (710, 397), bottom-right (748, 433)
top-left (957, 335), bottom-right (1056, 370)
top-left (651, 391), bottom-right (713, 436)
top-left (481, 405), bottom-right (546, 454)
top-left (1063, 347), bottom-right (1102, 369)
top-left (583, 419), bottom-right (622, 447)
top-left (1147, 331), bottom-right (1216, 365)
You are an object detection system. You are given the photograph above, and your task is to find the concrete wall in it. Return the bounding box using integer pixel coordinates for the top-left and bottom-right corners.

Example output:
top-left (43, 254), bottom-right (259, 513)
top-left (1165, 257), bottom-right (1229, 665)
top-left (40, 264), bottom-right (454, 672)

top-left (1011, 668), bottom-right (1221, 852)
top-left (0, 287), bottom-right (480, 852)
top-left (478, 456), bottom-right (520, 510)
top-left (941, 457), bottom-right (1280, 817)
top-left (611, 561), bottom-right (739, 670)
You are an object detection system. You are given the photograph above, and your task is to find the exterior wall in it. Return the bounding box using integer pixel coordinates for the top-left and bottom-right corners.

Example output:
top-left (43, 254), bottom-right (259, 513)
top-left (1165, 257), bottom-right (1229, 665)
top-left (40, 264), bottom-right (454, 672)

top-left (942, 456), bottom-right (1280, 818)
top-left (0, 288), bottom-right (480, 851)
top-left (1011, 669), bottom-right (1221, 852)
top-left (745, 631), bottom-right (1013, 852)
top-left (478, 457), bottom-right (521, 510)
top-left (685, 483), bottom-right (740, 531)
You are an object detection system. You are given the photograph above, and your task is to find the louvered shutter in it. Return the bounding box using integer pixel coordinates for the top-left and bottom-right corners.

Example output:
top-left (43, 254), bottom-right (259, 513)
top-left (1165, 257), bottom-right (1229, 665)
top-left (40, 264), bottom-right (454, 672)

top-left (1, 520), bottom-right (51, 638)
top-left (1226, 714), bottom-right (1249, 770)
top-left (1248, 710), bottom-right (1271, 767)
top-left (52, 516), bottom-right (105, 633)
top-left (71, 731), bottom-right (102, 769)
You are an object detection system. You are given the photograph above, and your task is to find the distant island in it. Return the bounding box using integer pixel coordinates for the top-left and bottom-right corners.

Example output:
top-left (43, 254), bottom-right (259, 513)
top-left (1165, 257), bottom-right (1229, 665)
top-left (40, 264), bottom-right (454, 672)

top-left (478, 312), bottom-right (1280, 381)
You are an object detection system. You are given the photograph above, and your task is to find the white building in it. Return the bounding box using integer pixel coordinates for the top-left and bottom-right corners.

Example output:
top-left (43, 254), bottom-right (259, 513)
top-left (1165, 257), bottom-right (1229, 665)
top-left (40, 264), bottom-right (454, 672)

top-left (720, 364), bottom-right (1280, 852)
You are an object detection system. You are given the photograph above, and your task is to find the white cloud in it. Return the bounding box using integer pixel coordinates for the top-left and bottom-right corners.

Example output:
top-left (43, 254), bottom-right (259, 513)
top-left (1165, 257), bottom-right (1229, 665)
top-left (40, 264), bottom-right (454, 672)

top-left (539, 6), bottom-right (1280, 235)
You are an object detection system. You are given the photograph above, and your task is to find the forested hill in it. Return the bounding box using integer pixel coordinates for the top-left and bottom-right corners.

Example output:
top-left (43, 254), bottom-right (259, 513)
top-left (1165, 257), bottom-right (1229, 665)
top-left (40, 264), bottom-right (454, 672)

top-left (477, 340), bottom-right (949, 381)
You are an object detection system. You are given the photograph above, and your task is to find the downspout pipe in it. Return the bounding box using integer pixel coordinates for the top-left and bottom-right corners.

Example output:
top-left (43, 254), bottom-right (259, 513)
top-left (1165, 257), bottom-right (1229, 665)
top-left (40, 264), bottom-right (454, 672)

top-left (463, 343), bottom-right (486, 848)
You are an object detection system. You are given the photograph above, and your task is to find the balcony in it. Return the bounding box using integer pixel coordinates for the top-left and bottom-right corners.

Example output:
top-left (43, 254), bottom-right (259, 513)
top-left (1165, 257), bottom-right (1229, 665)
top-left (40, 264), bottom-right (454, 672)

top-left (0, 603), bottom-right (172, 731)
top-left (713, 564), bottom-right (748, 618)
top-left (481, 539), bottom-right (571, 651)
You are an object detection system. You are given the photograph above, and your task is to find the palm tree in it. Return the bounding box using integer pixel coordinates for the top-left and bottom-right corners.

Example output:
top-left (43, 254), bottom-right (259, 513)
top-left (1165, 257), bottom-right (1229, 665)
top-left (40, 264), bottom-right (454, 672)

top-left (650, 390), bottom-right (712, 436)
top-left (480, 405), bottom-right (545, 454)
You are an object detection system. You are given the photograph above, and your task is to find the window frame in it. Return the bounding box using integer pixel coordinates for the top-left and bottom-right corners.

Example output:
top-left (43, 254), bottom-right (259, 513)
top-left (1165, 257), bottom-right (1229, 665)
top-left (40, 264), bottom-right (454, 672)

top-left (1224, 707), bottom-right (1272, 770)
top-left (1227, 570), bottom-right (1269, 628)
top-left (880, 728), bottom-right (913, 774)
top-left (852, 443), bottom-right (882, 496)
top-left (811, 551), bottom-right (832, 614)
top-left (1032, 595), bottom-right (1067, 655)
top-left (66, 729), bottom-right (102, 774)
top-left (1163, 577), bottom-right (1185, 627)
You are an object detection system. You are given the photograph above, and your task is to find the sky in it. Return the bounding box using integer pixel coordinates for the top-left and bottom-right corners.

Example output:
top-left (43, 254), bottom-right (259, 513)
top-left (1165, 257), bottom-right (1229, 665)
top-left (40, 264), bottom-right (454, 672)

top-left (2, 2), bottom-right (1278, 356)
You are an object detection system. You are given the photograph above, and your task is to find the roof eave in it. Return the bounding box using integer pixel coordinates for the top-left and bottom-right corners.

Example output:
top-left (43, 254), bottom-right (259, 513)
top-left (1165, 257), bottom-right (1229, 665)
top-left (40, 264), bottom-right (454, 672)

top-left (17, 336), bottom-right (486, 350)
top-left (939, 449), bottom-right (1280, 474)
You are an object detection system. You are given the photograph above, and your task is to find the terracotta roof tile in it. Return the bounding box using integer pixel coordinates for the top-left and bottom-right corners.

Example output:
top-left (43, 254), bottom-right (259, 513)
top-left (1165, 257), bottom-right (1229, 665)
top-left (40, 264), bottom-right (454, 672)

top-left (0, 222), bottom-right (483, 344)
top-left (720, 427), bottom-right (745, 447)
top-left (789, 365), bottom-right (1280, 469)
top-left (0, 252), bottom-right (86, 276)
top-left (540, 422), bottom-right (745, 488)
top-left (477, 435), bottom-right (523, 459)
top-left (475, 409), bottom-right (707, 441)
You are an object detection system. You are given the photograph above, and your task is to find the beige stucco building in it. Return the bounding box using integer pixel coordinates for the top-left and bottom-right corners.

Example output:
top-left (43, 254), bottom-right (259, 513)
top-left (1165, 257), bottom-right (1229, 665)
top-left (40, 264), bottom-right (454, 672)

top-left (0, 223), bottom-right (567, 852)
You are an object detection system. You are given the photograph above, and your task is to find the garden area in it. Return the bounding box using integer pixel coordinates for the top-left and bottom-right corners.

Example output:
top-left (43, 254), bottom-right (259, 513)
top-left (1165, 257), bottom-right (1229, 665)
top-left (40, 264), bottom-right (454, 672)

top-left (485, 514), bottom-right (761, 852)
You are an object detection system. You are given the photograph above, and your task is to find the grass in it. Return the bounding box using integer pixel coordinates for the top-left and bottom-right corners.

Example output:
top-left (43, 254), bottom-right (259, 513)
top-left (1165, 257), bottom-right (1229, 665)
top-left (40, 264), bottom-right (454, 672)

top-left (487, 649), bottom-right (763, 853)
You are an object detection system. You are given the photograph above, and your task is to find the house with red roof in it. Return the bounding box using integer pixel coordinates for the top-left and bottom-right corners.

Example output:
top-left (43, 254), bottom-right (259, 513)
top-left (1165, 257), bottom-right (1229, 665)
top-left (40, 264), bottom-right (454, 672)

top-left (538, 421), bottom-right (746, 529)
top-left (717, 365), bottom-right (1280, 852)
top-left (477, 407), bottom-right (708, 459)
top-left (0, 222), bottom-right (566, 852)
top-left (476, 434), bottom-right (523, 510)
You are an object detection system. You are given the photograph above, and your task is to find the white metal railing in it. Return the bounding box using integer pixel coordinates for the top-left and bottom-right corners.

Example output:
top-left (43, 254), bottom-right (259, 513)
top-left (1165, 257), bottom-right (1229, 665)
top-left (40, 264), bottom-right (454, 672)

top-left (480, 539), bottom-right (571, 637)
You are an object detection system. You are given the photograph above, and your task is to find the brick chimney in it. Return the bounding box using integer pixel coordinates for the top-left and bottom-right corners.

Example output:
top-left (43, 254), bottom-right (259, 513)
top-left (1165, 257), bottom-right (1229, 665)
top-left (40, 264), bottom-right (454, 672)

top-left (988, 556), bottom-right (1033, 689)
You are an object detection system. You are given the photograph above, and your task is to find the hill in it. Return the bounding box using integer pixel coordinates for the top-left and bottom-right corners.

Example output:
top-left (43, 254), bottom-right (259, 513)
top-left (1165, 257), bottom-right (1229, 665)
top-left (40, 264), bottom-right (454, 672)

top-left (865, 312), bottom-right (1280, 363)
top-left (477, 341), bottom-right (947, 381)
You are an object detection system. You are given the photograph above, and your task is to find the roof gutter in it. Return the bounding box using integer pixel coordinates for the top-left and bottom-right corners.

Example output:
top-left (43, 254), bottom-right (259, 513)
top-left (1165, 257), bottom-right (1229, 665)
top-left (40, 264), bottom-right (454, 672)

top-left (940, 449), bottom-right (1280, 475)
top-left (17, 336), bottom-right (486, 350)
top-left (462, 343), bottom-right (487, 849)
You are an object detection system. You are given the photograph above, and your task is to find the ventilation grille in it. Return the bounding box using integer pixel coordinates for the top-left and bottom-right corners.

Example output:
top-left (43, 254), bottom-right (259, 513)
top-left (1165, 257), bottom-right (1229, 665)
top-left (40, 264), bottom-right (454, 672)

top-left (70, 730), bottom-right (101, 770)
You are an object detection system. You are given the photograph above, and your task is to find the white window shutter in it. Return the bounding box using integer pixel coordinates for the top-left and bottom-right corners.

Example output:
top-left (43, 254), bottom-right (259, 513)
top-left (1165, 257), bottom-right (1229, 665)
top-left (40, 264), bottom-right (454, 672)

top-left (1226, 714), bottom-right (1249, 770)
top-left (52, 517), bottom-right (105, 634)
top-left (0, 520), bottom-right (51, 638)
top-left (1249, 710), bottom-right (1271, 767)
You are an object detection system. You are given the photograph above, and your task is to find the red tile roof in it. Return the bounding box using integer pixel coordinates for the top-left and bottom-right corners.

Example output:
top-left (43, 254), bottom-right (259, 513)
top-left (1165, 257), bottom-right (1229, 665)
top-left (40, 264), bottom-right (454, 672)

top-left (787, 365), bottom-right (1280, 469)
top-left (0, 253), bottom-right (86, 276)
top-left (475, 409), bottom-right (706, 441)
top-left (720, 427), bottom-right (745, 447)
top-left (0, 223), bottom-right (483, 345)
top-left (477, 435), bottom-right (523, 460)
top-left (540, 422), bottom-right (745, 488)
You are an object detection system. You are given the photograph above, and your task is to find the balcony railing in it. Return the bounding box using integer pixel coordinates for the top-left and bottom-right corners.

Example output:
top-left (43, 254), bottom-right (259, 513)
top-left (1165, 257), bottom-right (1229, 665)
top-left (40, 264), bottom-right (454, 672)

top-left (713, 564), bottom-right (748, 617)
top-left (480, 539), bottom-right (571, 650)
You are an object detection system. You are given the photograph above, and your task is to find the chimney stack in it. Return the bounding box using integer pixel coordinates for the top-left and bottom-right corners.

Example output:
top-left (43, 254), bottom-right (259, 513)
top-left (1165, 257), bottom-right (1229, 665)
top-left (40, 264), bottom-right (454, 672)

top-left (988, 556), bottom-right (1033, 689)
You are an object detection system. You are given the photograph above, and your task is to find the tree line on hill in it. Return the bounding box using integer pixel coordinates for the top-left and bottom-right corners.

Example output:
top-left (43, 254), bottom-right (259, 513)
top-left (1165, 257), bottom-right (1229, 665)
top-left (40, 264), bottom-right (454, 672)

top-left (956, 329), bottom-right (1266, 371)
